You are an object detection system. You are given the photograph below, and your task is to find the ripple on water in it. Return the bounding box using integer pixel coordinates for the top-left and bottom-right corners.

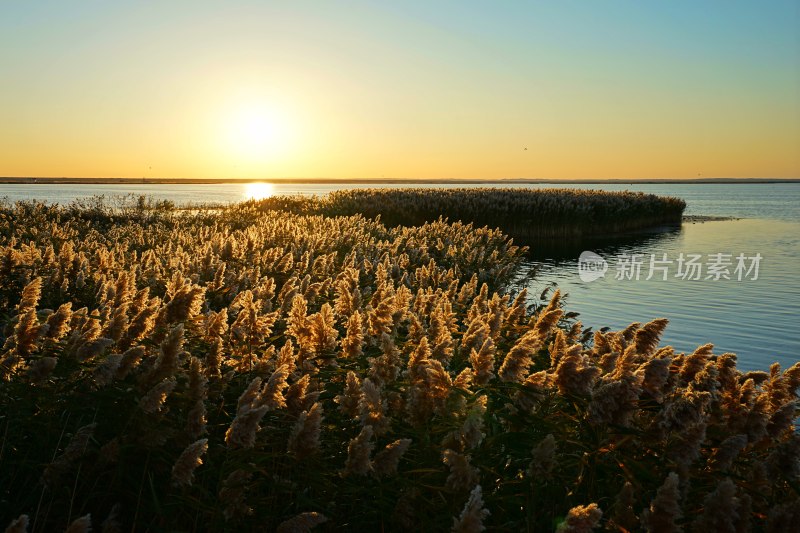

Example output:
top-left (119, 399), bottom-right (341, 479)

top-left (525, 218), bottom-right (800, 372)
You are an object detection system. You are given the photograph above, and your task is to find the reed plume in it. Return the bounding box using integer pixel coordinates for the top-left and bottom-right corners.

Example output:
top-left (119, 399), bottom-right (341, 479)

top-left (528, 434), bottom-right (557, 478)
top-left (341, 310), bottom-right (364, 358)
top-left (43, 302), bottom-right (73, 340)
top-left (691, 478), bottom-right (746, 533)
top-left (65, 515), bottom-right (92, 533)
top-left (553, 345), bottom-right (601, 397)
top-left (116, 345), bottom-right (145, 379)
top-left (588, 371), bottom-right (641, 426)
top-left (10, 309), bottom-right (42, 361)
top-left (219, 469), bottom-right (253, 520)
top-left (368, 333), bottom-right (402, 386)
top-left (335, 370), bottom-right (362, 418)
top-left (186, 398), bottom-right (207, 440)
top-left (43, 423), bottom-right (97, 487)
top-left (459, 395), bottom-right (487, 450)
top-left (636, 356), bottom-right (672, 402)
top-left (452, 485), bottom-right (490, 533)
top-left (125, 297), bottom-right (160, 344)
top-left (469, 338), bottom-right (496, 385)
top-left (498, 329), bottom-right (541, 383)
top-left (641, 472), bottom-right (682, 533)
top-left (288, 402), bottom-right (323, 458)
top-left (75, 336), bottom-right (114, 362)
top-left (443, 449), bottom-right (479, 491)
top-left (262, 364), bottom-right (291, 410)
top-left (461, 316), bottom-right (489, 356)
top-left (145, 324), bottom-right (185, 385)
top-left (555, 504), bottom-right (602, 533)
top-left (429, 303), bottom-right (455, 363)
top-left (139, 378), bottom-right (177, 414)
top-left (171, 438), bottom-right (208, 487)
top-left (285, 373), bottom-right (312, 414)
top-left (709, 434), bottom-right (748, 471)
top-left (678, 343), bottom-right (714, 386)
top-left (344, 425), bottom-right (374, 476)
top-left (532, 289), bottom-right (563, 339)
top-left (372, 438), bottom-right (411, 478)
top-left (358, 378), bottom-right (390, 435)
top-left (92, 353), bottom-right (123, 388)
top-left (160, 281), bottom-right (205, 324)
top-left (17, 277), bottom-right (42, 312)
top-left (608, 482), bottom-right (638, 532)
top-left (3, 515), bottom-right (29, 533)
top-left (204, 308), bottom-right (229, 339)
top-left (225, 377), bottom-right (268, 448)
top-left (27, 356), bottom-right (57, 383)
top-left (634, 318), bottom-right (669, 357)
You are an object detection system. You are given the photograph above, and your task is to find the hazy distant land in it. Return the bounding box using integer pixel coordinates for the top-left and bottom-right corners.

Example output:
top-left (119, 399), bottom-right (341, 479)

top-left (1, 176), bottom-right (799, 184)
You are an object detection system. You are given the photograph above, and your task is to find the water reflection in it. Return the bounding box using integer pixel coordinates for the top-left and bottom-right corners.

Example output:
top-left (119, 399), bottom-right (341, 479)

top-left (524, 219), bottom-right (800, 371)
top-left (526, 224), bottom-right (684, 262)
top-left (243, 182), bottom-right (275, 201)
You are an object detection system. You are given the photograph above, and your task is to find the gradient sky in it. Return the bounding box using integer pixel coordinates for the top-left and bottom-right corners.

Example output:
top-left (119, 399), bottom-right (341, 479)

top-left (1, 1), bottom-right (798, 180)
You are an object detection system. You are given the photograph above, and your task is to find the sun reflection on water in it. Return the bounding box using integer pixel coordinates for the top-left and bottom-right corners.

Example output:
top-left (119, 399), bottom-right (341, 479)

top-left (244, 182), bottom-right (275, 201)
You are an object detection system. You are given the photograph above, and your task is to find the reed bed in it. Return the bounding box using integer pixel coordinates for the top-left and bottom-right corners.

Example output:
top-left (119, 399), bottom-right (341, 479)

top-left (254, 187), bottom-right (687, 242)
top-left (0, 199), bottom-right (796, 532)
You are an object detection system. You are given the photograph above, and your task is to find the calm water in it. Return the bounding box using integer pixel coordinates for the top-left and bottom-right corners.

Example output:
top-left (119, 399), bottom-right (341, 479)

top-left (2, 181), bottom-right (799, 371)
top-left (524, 218), bottom-right (799, 372)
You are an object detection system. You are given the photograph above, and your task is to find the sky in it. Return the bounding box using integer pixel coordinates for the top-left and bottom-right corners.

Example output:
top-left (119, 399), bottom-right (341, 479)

top-left (1, 1), bottom-right (798, 180)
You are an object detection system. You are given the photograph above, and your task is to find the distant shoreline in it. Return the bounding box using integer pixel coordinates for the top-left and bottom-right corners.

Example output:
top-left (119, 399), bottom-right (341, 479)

top-left (1, 177), bottom-right (799, 185)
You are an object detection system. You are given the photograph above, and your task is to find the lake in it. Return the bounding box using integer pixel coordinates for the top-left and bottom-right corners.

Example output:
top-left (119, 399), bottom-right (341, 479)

top-left (2, 181), bottom-right (798, 371)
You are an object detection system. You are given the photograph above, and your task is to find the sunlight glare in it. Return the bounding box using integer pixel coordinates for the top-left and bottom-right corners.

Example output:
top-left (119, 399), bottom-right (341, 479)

top-left (244, 182), bottom-right (275, 201)
top-left (225, 102), bottom-right (291, 161)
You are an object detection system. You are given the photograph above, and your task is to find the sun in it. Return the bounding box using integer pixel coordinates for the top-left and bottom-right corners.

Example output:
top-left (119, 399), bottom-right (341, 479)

top-left (225, 102), bottom-right (291, 161)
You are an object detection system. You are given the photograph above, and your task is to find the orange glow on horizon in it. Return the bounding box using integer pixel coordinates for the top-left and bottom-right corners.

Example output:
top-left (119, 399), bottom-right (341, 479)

top-left (0, 3), bottom-right (797, 180)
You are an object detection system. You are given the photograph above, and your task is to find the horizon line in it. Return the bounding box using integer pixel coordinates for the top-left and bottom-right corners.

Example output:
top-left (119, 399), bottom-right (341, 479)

top-left (2, 176), bottom-right (800, 185)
